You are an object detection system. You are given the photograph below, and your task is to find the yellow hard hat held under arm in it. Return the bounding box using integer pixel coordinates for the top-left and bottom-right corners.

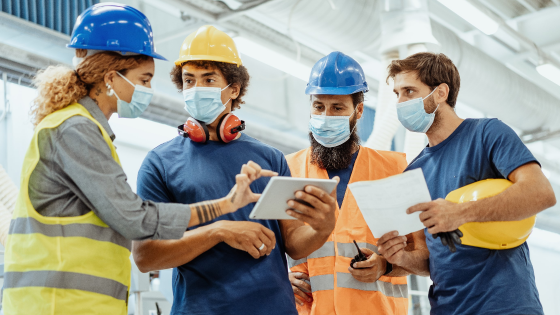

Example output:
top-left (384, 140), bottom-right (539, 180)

top-left (440, 179), bottom-right (536, 252)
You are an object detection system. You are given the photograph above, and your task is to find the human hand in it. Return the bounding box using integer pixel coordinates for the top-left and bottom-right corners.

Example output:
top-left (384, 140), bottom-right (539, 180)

top-left (348, 248), bottom-right (387, 282)
top-left (407, 198), bottom-right (466, 234)
top-left (226, 161), bottom-right (278, 213)
top-left (285, 177), bottom-right (339, 237)
top-left (377, 231), bottom-right (408, 265)
top-left (289, 272), bottom-right (312, 306)
top-left (216, 221), bottom-right (276, 259)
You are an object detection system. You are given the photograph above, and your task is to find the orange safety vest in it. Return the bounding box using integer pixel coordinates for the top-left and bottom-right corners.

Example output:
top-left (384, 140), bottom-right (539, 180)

top-left (286, 146), bottom-right (409, 315)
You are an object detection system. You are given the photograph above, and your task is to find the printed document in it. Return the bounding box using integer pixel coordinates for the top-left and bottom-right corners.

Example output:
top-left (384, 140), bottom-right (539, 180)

top-left (348, 168), bottom-right (431, 236)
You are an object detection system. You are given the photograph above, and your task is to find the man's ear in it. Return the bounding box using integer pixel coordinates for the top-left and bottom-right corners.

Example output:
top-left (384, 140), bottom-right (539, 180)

top-left (229, 82), bottom-right (241, 99)
top-left (356, 102), bottom-right (365, 120)
top-left (436, 83), bottom-right (450, 105)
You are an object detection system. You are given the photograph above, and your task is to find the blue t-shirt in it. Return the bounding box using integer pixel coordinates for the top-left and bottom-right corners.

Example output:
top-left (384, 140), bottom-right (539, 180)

top-left (327, 149), bottom-right (359, 208)
top-left (137, 133), bottom-right (297, 315)
top-left (405, 118), bottom-right (543, 315)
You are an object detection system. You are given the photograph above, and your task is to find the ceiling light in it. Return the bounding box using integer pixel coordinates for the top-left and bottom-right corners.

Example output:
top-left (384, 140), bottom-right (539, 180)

top-left (234, 37), bottom-right (311, 81)
top-left (536, 63), bottom-right (560, 87)
top-left (438, 0), bottom-right (499, 35)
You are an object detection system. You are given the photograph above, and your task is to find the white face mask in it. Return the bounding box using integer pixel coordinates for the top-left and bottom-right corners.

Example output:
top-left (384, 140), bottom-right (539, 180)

top-left (182, 84), bottom-right (231, 124)
top-left (308, 108), bottom-right (357, 148)
top-left (396, 88), bottom-right (439, 133)
top-left (113, 72), bottom-right (154, 119)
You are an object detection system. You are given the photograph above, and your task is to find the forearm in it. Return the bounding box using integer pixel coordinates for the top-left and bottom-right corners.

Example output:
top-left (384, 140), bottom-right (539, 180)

top-left (387, 266), bottom-right (412, 277)
top-left (284, 224), bottom-right (330, 260)
top-left (393, 248), bottom-right (430, 277)
top-left (187, 197), bottom-right (234, 227)
top-left (132, 222), bottom-right (222, 272)
top-left (461, 178), bottom-right (555, 223)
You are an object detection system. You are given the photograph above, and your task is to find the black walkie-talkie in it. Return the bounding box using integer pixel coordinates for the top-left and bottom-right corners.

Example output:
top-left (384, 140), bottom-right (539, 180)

top-left (350, 240), bottom-right (368, 269)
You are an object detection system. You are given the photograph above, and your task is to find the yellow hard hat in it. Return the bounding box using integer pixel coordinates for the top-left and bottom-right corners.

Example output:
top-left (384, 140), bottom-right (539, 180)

top-left (175, 25), bottom-right (242, 67)
top-left (445, 179), bottom-right (536, 250)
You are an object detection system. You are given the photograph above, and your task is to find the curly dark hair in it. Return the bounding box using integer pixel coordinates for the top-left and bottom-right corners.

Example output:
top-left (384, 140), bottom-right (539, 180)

top-left (170, 60), bottom-right (250, 111)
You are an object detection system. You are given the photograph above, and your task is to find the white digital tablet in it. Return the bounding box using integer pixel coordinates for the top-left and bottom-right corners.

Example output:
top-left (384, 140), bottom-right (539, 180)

top-left (249, 176), bottom-right (338, 220)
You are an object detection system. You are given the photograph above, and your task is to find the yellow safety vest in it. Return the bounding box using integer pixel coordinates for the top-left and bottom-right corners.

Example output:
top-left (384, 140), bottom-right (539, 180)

top-left (287, 146), bottom-right (409, 315)
top-left (3, 103), bottom-right (131, 315)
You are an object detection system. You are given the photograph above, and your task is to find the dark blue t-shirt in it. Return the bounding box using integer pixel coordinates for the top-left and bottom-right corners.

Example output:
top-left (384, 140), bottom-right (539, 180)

top-left (405, 118), bottom-right (543, 315)
top-left (137, 133), bottom-right (297, 315)
top-left (327, 149), bottom-right (359, 208)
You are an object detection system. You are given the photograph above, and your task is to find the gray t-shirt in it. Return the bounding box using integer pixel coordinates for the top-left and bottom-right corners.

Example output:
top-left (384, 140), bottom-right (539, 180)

top-left (28, 96), bottom-right (189, 240)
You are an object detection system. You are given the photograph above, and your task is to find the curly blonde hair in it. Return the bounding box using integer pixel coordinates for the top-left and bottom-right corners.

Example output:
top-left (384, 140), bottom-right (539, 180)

top-left (30, 49), bottom-right (151, 126)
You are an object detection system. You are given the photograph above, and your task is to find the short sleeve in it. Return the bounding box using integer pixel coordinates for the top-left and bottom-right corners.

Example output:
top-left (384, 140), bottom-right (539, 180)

top-left (279, 154), bottom-right (292, 177)
top-left (482, 119), bottom-right (540, 179)
top-left (137, 151), bottom-right (174, 203)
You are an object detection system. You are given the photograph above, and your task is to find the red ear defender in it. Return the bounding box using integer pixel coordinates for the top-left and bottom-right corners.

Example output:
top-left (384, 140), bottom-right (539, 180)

top-left (216, 113), bottom-right (245, 143)
top-left (177, 117), bottom-right (209, 143)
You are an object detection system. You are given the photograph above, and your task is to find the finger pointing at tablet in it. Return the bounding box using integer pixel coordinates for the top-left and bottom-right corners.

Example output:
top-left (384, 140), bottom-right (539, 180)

top-left (286, 176), bottom-right (340, 234)
top-left (227, 161), bottom-right (278, 213)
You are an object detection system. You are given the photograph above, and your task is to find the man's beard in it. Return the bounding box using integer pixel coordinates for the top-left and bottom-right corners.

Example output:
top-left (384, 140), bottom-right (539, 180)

top-left (425, 94), bottom-right (441, 132)
top-left (309, 118), bottom-right (360, 170)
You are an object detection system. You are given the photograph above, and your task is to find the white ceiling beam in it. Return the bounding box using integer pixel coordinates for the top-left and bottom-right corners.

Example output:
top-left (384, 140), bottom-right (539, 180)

top-left (516, 0), bottom-right (538, 13)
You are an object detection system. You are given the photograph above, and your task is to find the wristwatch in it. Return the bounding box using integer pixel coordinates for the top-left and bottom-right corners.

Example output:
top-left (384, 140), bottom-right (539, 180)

top-left (383, 261), bottom-right (393, 276)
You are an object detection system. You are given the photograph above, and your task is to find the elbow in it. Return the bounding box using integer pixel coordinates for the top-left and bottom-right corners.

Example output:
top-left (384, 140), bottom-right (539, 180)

top-left (133, 254), bottom-right (154, 273)
top-left (543, 181), bottom-right (557, 209)
top-left (132, 243), bottom-right (156, 273)
top-left (547, 191), bottom-right (557, 209)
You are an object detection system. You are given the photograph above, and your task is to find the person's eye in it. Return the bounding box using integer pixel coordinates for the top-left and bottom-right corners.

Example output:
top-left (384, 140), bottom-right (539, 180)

top-left (185, 79), bottom-right (192, 84)
top-left (408, 89), bottom-right (413, 94)
top-left (207, 79), bottom-right (215, 83)
top-left (143, 80), bottom-right (149, 84)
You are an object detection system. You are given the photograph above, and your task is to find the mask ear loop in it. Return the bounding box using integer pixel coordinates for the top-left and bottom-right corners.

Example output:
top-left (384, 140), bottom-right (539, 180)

top-left (117, 71), bottom-right (136, 87)
top-left (349, 106), bottom-right (360, 134)
top-left (424, 87), bottom-right (440, 114)
top-left (110, 71), bottom-right (134, 101)
top-left (221, 84), bottom-right (232, 108)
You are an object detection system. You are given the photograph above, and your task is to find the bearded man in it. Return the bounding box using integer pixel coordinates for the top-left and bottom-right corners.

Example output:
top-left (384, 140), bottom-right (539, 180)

top-left (286, 51), bottom-right (429, 315)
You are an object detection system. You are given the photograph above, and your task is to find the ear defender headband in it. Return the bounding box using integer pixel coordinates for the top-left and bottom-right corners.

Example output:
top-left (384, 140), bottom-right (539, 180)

top-left (178, 114), bottom-right (245, 144)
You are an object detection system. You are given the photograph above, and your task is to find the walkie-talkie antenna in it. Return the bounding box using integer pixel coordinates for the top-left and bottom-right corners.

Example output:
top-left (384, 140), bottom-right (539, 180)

top-left (353, 240), bottom-right (366, 260)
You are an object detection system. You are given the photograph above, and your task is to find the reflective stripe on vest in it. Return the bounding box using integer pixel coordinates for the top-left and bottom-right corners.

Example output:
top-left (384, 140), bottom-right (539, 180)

top-left (9, 217), bottom-right (131, 250)
top-left (5, 271), bottom-right (128, 301)
top-left (336, 273), bottom-right (408, 298)
top-left (309, 274), bottom-right (334, 292)
top-left (337, 242), bottom-right (378, 258)
top-left (288, 241), bottom-right (336, 268)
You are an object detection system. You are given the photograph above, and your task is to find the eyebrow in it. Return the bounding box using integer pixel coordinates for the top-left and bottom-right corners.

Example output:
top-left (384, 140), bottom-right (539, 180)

top-left (182, 71), bottom-right (218, 77)
top-left (142, 73), bottom-right (153, 78)
top-left (394, 86), bottom-right (417, 93)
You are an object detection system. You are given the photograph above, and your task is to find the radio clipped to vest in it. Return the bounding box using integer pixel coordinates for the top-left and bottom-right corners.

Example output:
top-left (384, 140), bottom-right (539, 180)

top-left (178, 113), bottom-right (245, 144)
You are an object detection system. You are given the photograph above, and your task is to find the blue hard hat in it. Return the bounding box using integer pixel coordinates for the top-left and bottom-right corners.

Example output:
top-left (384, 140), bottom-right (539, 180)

top-left (306, 51), bottom-right (368, 95)
top-left (67, 3), bottom-right (167, 60)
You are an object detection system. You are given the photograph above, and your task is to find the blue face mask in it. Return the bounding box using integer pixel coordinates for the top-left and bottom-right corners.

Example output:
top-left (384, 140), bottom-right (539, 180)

top-left (114, 72), bottom-right (153, 119)
top-left (396, 88), bottom-right (439, 133)
top-left (309, 109), bottom-right (357, 148)
top-left (183, 85), bottom-right (231, 124)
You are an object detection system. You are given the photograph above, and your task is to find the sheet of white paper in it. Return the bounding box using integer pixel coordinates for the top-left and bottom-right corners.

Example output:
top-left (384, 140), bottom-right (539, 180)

top-left (348, 168), bottom-right (431, 237)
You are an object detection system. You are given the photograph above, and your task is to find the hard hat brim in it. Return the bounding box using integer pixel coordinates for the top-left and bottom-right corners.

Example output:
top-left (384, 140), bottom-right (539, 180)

top-left (174, 54), bottom-right (242, 67)
top-left (66, 44), bottom-right (168, 61)
top-left (305, 84), bottom-right (368, 96)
